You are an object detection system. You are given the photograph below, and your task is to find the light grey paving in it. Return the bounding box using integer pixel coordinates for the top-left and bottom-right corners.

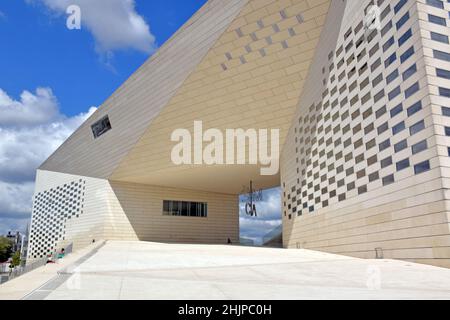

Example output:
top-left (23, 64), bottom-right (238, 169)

top-left (36, 241), bottom-right (450, 300)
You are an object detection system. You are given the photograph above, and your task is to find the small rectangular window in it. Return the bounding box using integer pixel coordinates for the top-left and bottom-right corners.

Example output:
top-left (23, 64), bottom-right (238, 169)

top-left (426, 0), bottom-right (444, 9)
top-left (414, 161), bottom-right (431, 174)
top-left (428, 14), bottom-right (446, 26)
top-left (437, 69), bottom-right (450, 80)
top-left (394, 139), bottom-right (408, 152)
top-left (410, 120), bottom-right (425, 135)
top-left (407, 101), bottom-right (422, 116)
top-left (387, 70), bottom-right (399, 84)
top-left (392, 121), bottom-right (406, 135)
top-left (440, 87), bottom-right (450, 98)
top-left (379, 139), bottom-right (391, 151)
top-left (390, 103), bottom-right (403, 117)
top-left (394, 0), bottom-right (407, 14)
top-left (405, 82), bottom-right (419, 99)
top-left (402, 64), bottom-right (417, 81)
top-left (412, 140), bottom-right (427, 155)
top-left (396, 158), bottom-right (410, 171)
top-left (400, 46), bottom-right (414, 63)
top-left (91, 115), bottom-right (112, 139)
top-left (382, 174), bottom-right (395, 186)
top-left (442, 106), bottom-right (450, 116)
top-left (396, 12), bottom-right (410, 30)
top-left (431, 32), bottom-right (449, 44)
top-left (398, 29), bottom-right (412, 46)
top-left (163, 200), bottom-right (207, 217)
top-left (434, 50), bottom-right (450, 62)
top-left (381, 156), bottom-right (393, 168)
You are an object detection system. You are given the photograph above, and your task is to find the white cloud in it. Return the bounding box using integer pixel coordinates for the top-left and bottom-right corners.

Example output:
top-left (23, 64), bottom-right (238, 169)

top-left (0, 87), bottom-right (95, 235)
top-left (33, 0), bottom-right (156, 54)
top-left (239, 188), bottom-right (282, 244)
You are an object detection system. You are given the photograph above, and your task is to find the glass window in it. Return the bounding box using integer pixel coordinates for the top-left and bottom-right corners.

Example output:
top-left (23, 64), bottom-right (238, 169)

top-left (426, 0), bottom-right (444, 9)
top-left (394, 139), bottom-right (408, 152)
top-left (412, 140), bottom-right (428, 154)
top-left (387, 69), bottom-right (399, 84)
top-left (405, 82), bottom-right (419, 99)
top-left (398, 29), bottom-right (412, 46)
top-left (396, 12), bottom-right (410, 30)
top-left (383, 36), bottom-right (395, 52)
top-left (431, 32), bottom-right (449, 44)
top-left (407, 101), bottom-right (422, 116)
top-left (428, 14), bottom-right (446, 26)
top-left (410, 120), bottom-right (425, 135)
top-left (381, 156), bottom-right (393, 168)
top-left (392, 121), bottom-right (406, 135)
top-left (402, 64), bottom-right (417, 80)
top-left (437, 69), bottom-right (450, 80)
top-left (379, 139), bottom-right (391, 151)
top-left (382, 174), bottom-right (395, 186)
top-left (163, 200), bottom-right (207, 217)
top-left (400, 46), bottom-right (414, 63)
top-left (434, 50), bottom-right (450, 62)
top-left (390, 103), bottom-right (403, 117)
top-left (385, 53), bottom-right (397, 67)
top-left (414, 161), bottom-right (431, 174)
top-left (440, 87), bottom-right (450, 97)
top-left (394, 0), bottom-right (407, 13)
top-left (396, 158), bottom-right (410, 171)
top-left (442, 107), bottom-right (450, 116)
top-left (389, 86), bottom-right (401, 100)
top-left (445, 127), bottom-right (450, 136)
top-left (91, 115), bottom-right (112, 139)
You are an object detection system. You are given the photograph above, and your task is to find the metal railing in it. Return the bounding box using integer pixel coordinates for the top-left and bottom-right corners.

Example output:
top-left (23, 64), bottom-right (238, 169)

top-left (0, 243), bottom-right (73, 285)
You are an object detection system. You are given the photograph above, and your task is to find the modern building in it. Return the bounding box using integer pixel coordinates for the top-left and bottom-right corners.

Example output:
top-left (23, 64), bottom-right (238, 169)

top-left (28, 0), bottom-right (450, 268)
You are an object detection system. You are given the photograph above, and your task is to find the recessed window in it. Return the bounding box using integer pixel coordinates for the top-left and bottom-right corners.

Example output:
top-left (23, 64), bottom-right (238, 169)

top-left (431, 32), bottom-right (449, 44)
top-left (400, 46), bottom-right (414, 63)
top-left (405, 82), bottom-right (419, 99)
top-left (390, 103), bottom-right (403, 117)
top-left (426, 0), bottom-right (444, 9)
top-left (398, 29), bottom-right (412, 46)
top-left (382, 174), bottom-right (395, 186)
top-left (91, 115), bottom-right (112, 139)
top-left (394, 0), bottom-right (407, 14)
top-left (403, 64), bottom-right (417, 81)
top-left (410, 120), bottom-right (425, 135)
top-left (412, 140), bottom-right (428, 155)
top-left (414, 161), bottom-right (431, 175)
top-left (407, 101), bottom-right (422, 116)
top-left (396, 158), bottom-right (410, 171)
top-left (381, 156), bottom-right (393, 168)
top-left (428, 14), bottom-right (446, 26)
top-left (163, 200), bottom-right (207, 218)
top-left (396, 12), bottom-right (410, 30)
top-left (392, 121), bottom-right (406, 135)
top-left (394, 139), bottom-right (408, 152)
top-left (379, 139), bottom-right (391, 151)
top-left (440, 87), bottom-right (450, 98)
top-left (437, 69), bottom-right (450, 80)
top-left (434, 50), bottom-right (450, 62)
top-left (442, 107), bottom-right (450, 116)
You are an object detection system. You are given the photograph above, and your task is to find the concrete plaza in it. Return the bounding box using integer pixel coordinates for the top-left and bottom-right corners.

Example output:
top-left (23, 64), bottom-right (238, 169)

top-left (2, 241), bottom-right (450, 300)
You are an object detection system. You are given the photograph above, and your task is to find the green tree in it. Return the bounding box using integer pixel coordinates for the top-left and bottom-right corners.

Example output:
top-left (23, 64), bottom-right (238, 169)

top-left (11, 251), bottom-right (21, 268)
top-left (0, 237), bottom-right (13, 263)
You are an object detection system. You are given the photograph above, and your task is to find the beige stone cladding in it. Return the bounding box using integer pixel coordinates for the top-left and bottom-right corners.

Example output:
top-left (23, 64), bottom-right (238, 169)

top-left (104, 182), bottom-right (239, 244)
top-left (281, 0), bottom-right (450, 268)
top-left (28, 170), bottom-right (238, 261)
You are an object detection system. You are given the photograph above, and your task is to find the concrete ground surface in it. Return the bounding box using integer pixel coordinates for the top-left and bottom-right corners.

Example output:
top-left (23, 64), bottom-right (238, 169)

top-left (1, 240), bottom-right (450, 300)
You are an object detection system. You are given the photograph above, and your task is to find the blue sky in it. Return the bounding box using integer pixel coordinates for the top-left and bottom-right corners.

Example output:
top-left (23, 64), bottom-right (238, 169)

top-left (0, 0), bottom-right (281, 243)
